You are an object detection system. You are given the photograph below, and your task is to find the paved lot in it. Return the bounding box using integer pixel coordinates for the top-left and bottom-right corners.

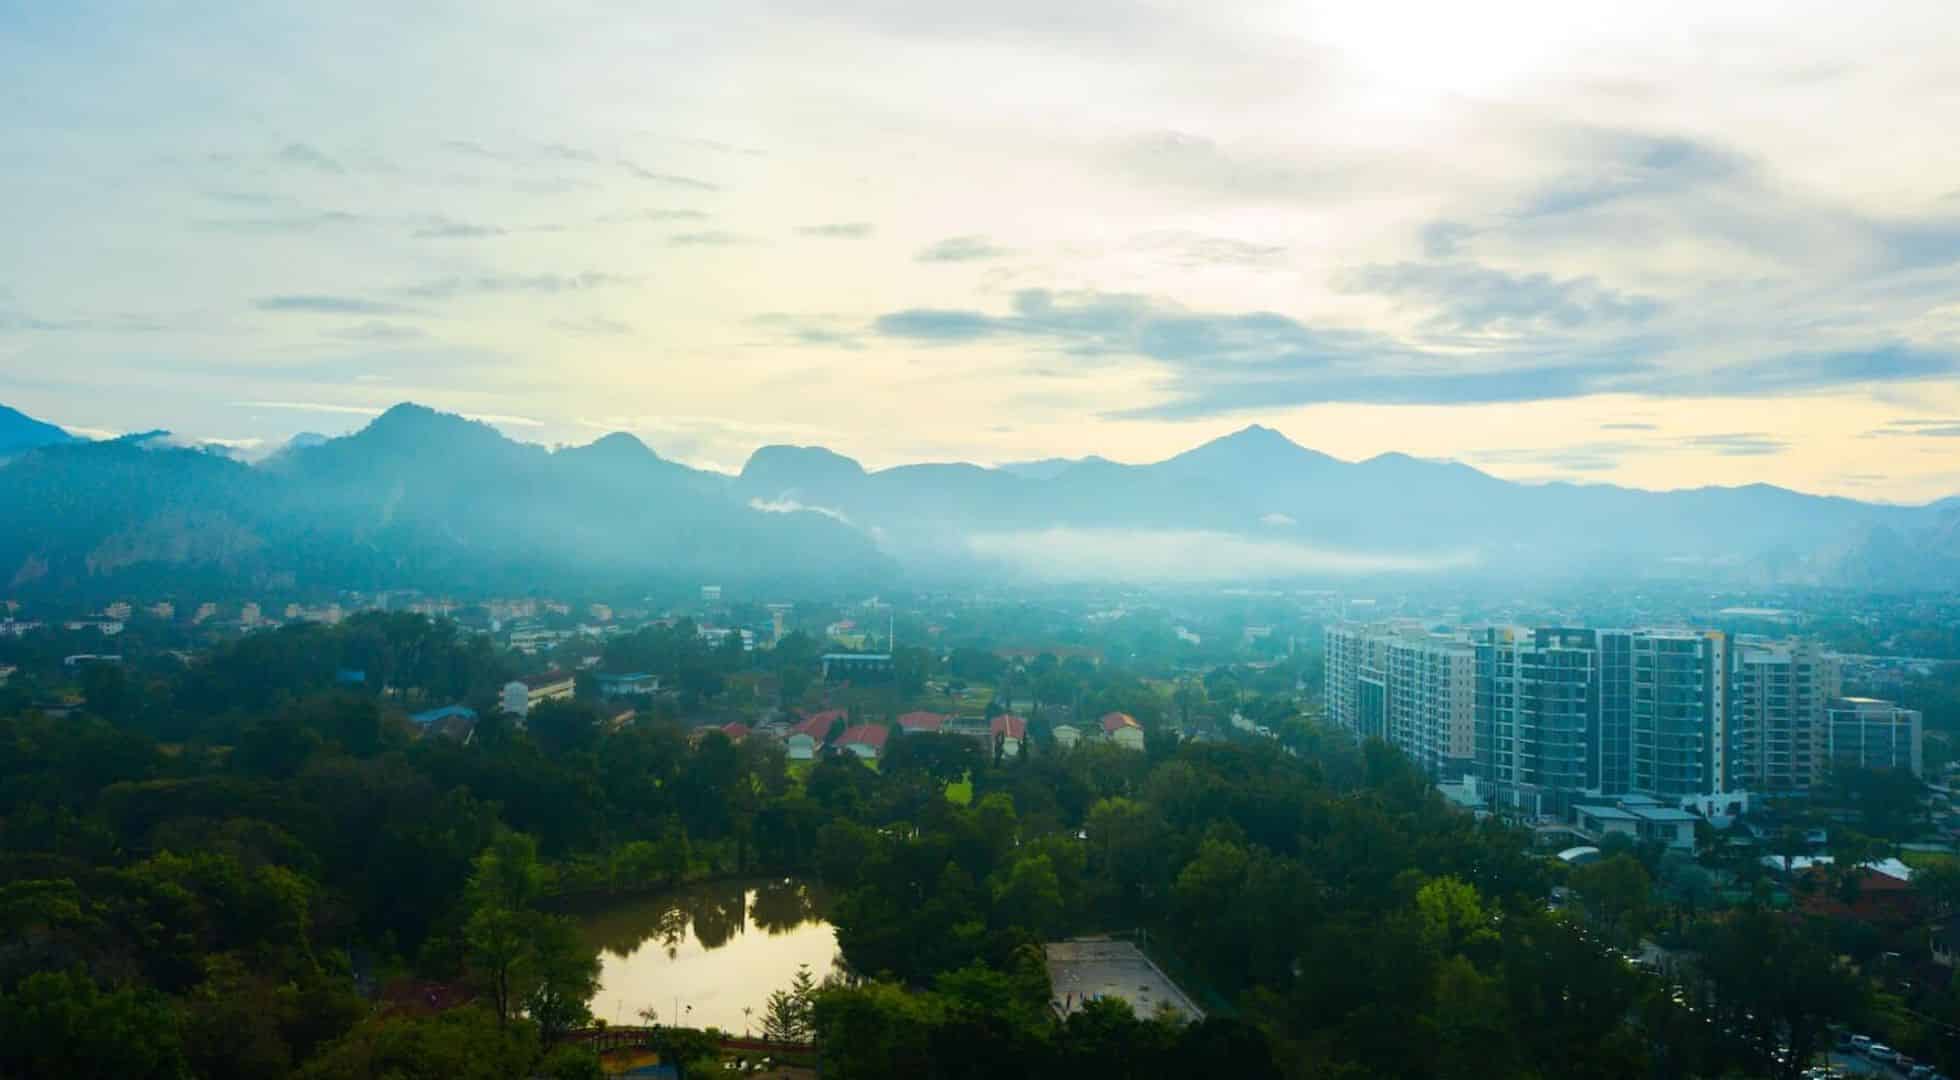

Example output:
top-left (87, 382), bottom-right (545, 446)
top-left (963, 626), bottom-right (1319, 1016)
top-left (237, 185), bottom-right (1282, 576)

top-left (1044, 938), bottom-right (1204, 1022)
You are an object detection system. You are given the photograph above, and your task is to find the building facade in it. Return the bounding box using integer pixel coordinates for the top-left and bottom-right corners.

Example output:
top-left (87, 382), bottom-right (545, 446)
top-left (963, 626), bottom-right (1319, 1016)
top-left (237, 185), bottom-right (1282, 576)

top-left (1732, 638), bottom-right (1842, 795)
top-left (1825, 697), bottom-right (1923, 777)
top-left (1326, 623), bottom-right (1475, 780)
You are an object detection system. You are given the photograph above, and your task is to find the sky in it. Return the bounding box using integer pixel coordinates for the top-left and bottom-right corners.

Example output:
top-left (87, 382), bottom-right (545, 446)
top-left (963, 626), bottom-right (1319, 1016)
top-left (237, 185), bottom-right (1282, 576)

top-left (3, 1), bottom-right (1960, 500)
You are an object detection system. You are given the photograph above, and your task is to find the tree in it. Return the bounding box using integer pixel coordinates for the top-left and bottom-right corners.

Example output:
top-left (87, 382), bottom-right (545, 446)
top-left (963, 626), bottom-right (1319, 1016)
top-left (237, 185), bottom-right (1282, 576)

top-left (762, 963), bottom-right (817, 1043)
top-left (0, 970), bottom-right (189, 1080)
top-left (1568, 854), bottom-right (1654, 944)
top-left (523, 916), bottom-right (602, 1043)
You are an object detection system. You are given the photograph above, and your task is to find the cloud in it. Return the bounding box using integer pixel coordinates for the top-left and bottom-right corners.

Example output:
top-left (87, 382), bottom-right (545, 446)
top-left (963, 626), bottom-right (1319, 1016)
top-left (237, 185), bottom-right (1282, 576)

top-left (550, 316), bottom-right (633, 336)
top-left (413, 219), bottom-right (507, 239)
top-left (618, 160), bottom-right (721, 190)
top-left (326, 321), bottom-right (427, 342)
top-left (599, 209), bottom-right (711, 224)
top-left (196, 210), bottom-right (372, 233)
top-left (797, 222), bottom-right (875, 239)
top-left (748, 496), bottom-right (853, 525)
top-left (396, 272), bottom-right (633, 299)
top-left (874, 288), bottom-right (1960, 419)
top-left (1516, 131), bottom-right (1745, 220)
top-left (1108, 130), bottom-right (1361, 202)
top-left (253, 295), bottom-right (413, 315)
top-left (668, 231), bottom-right (753, 246)
top-left (916, 235), bottom-right (1015, 262)
top-left (1864, 418), bottom-right (1960, 438)
top-left (1340, 260), bottom-right (1662, 334)
top-left (1680, 432), bottom-right (1788, 456)
top-left (1131, 231), bottom-right (1287, 269)
top-left (1421, 221), bottom-right (1476, 258)
top-left (276, 142), bottom-right (343, 173)
top-left (965, 527), bottom-right (1476, 583)
top-left (1259, 512), bottom-right (1296, 526)
top-left (1469, 442), bottom-right (1651, 473)
top-left (232, 400), bottom-right (386, 417)
top-left (748, 313), bottom-right (865, 350)
top-left (1600, 422), bottom-right (1658, 431)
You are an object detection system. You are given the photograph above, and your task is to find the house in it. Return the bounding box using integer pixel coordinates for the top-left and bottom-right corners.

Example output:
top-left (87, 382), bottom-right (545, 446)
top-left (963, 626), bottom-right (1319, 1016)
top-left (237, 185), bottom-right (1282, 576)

top-left (595, 672), bottom-right (660, 698)
top-left (720, 722), bottom-right (750, 741)
top-left (1572, 803), bottom-right (1698, 850)
top-left (1796, 865), bottom-right (1922, 924)
top-left (1101, 712), bottom-right (1146, 751)
top-left (836, 724), bottom-right (890, 760)
top-left (787, 711), bottom-right (840, 760)
top-left (411, 705), bottom-right (480, 744)
top-left (500, 671), bottom-right (576, 718)
top-left (410, 704), bottom-right (477, 729)
top-left (898, 711), bottom-right (948, 734)
top-left (1052, 723), bottom-right (1082, 749)
top-left (991, 714), bottom-right (1028, 758)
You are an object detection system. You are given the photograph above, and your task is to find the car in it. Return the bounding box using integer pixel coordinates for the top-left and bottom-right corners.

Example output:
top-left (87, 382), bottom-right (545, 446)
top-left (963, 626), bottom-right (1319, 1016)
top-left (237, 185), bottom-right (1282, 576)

top-left (1851, 1035), bottom-right (1873, 1053)
top-left (1867, 1045), bottom-right (1896, 1064)
top-left (1908, 1066), bottom-right (1934, 1080)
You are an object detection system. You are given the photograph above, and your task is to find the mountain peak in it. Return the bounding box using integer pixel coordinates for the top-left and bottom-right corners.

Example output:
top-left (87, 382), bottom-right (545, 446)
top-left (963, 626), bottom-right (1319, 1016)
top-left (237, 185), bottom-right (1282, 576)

top-left (1164, 423), bottom-right (1333, 469)
top-left (0, 403), bottom-right (79, 453)
top-left (563, 431), bottom-right (659, 463)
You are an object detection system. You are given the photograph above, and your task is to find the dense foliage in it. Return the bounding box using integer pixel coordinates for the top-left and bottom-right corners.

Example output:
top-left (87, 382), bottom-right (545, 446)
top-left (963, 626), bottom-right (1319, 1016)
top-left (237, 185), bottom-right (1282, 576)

top-left (0, 612), bottom-right (1945, 1078)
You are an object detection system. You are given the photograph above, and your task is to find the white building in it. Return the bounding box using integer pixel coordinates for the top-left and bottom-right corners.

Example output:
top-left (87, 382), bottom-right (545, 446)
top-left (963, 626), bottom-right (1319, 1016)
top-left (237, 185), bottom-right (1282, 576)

top-left (1325, 623), bottom-right (1475, 779)
top-left (501, 672), bottom-right (576, 718)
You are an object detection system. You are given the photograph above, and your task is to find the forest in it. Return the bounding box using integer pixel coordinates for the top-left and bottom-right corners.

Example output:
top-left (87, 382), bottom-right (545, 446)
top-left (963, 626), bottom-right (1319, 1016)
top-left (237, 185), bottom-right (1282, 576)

top-left (0, 613), bottom-right (1945, 1078)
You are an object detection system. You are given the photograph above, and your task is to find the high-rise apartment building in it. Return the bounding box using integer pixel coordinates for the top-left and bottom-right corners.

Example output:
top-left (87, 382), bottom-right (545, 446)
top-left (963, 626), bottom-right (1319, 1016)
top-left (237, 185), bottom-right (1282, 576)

top-left (1473, 627), bottom-right (1601, 816)
top-left (1733, 638), bottom-right (1841, 795)
top-left (1325, 623), bottom-right (1474, 779)
top-left (1468, 626), bottom-right (1735, 816)
top-left (1825, 697), bottom-right (1923, 777)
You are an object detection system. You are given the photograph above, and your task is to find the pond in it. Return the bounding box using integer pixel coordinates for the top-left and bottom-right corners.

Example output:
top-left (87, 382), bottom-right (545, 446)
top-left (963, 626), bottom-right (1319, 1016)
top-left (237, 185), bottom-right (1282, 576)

top-left (575, 877), bottom-right (840, 1035)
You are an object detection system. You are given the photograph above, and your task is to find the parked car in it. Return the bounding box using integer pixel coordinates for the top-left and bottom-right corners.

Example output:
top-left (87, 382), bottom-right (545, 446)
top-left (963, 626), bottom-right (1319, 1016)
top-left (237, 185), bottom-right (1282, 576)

top-left (1907, 1066), bottom-right (1934, 1080)
top-left (1851, 1035), bottom-right (1873, 1053)
top-left (1867, 1045), bottom-right (1897, 1064)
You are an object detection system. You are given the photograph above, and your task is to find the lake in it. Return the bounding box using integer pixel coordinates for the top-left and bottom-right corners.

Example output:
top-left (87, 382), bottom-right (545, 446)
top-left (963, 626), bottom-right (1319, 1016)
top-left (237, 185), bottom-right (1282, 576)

top-left (576, 877), bottom-right (840, 1035)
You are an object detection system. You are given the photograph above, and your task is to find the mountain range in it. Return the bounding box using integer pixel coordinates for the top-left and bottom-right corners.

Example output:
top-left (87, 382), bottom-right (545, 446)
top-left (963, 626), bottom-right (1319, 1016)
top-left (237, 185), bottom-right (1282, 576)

top-left (2, 402), bottom-right (1956, 595)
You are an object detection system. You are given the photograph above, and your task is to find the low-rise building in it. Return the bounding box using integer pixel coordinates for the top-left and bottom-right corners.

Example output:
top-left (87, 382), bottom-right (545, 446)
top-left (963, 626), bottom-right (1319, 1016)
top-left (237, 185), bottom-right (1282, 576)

top-left (897, 711), bottom-right (948, 734)
top-left (501, 672), bottom-right (575, 718)
top-left (992, 714), bottom-right (1027, 758)
top-left (1052, 723), bottom-right (1082, 750)
top-left (836, 724), bottom-right (890, 760)
top-left (1101, 712), bottom-right (1146, 751)
top-left (1572, 801), bottom-right (1698, 850)
top-left (595, 672), bottom-right (661, 698)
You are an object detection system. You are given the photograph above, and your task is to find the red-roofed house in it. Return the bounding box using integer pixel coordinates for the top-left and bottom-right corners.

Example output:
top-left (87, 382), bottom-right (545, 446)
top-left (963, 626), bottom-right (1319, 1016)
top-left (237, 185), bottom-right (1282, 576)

top-left (898, 711), bottom-right (948, 734)
top-left (720, 722), bottom-right (750, 741)
top-left (836, 724), bottom-right (890, 760)
top-left (788, 711), bottom-right (841, 760)
top-left (1101, 712), bottom-right (1146, 751)
top-left (1796, 867), bottom-right (1923, 925)
top-left (992, 714), bottom-right (1028, 758)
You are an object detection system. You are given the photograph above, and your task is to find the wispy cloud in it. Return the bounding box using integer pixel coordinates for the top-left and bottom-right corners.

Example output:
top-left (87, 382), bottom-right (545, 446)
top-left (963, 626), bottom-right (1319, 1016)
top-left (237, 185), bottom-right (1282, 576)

top-left (550, 316), bottom-right (633, 336)
top-left (618, 160), bottom-right (721, 190)
top-left (1131, 231), bottom-right (1288, 269)
top-left (396, 272), bottom-right (633, 299)
top-left (232, 400), bottom-right (386, 417)
top-left (1681, 432), bottom-right (1788, 456)
top-left (797, 222), bottom-right (875, 238)
top-left (413, 218), bottom-right (507, 239)
top-left (253, 295), bottom-right (413, 315)
top-left (917, 235), bottom-right (1015, 262)
top-left (668, 231), bottom-right (753, 247)
top-left (276, 142), bottom-right (343, 173)
top-left (1341, 260), bottom-right (1662, 334)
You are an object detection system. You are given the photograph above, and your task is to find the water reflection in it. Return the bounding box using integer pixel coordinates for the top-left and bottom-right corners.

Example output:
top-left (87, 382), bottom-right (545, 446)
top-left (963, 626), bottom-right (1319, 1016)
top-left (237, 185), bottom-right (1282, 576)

top-left (577, 878), bottom-right (841, 1032)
